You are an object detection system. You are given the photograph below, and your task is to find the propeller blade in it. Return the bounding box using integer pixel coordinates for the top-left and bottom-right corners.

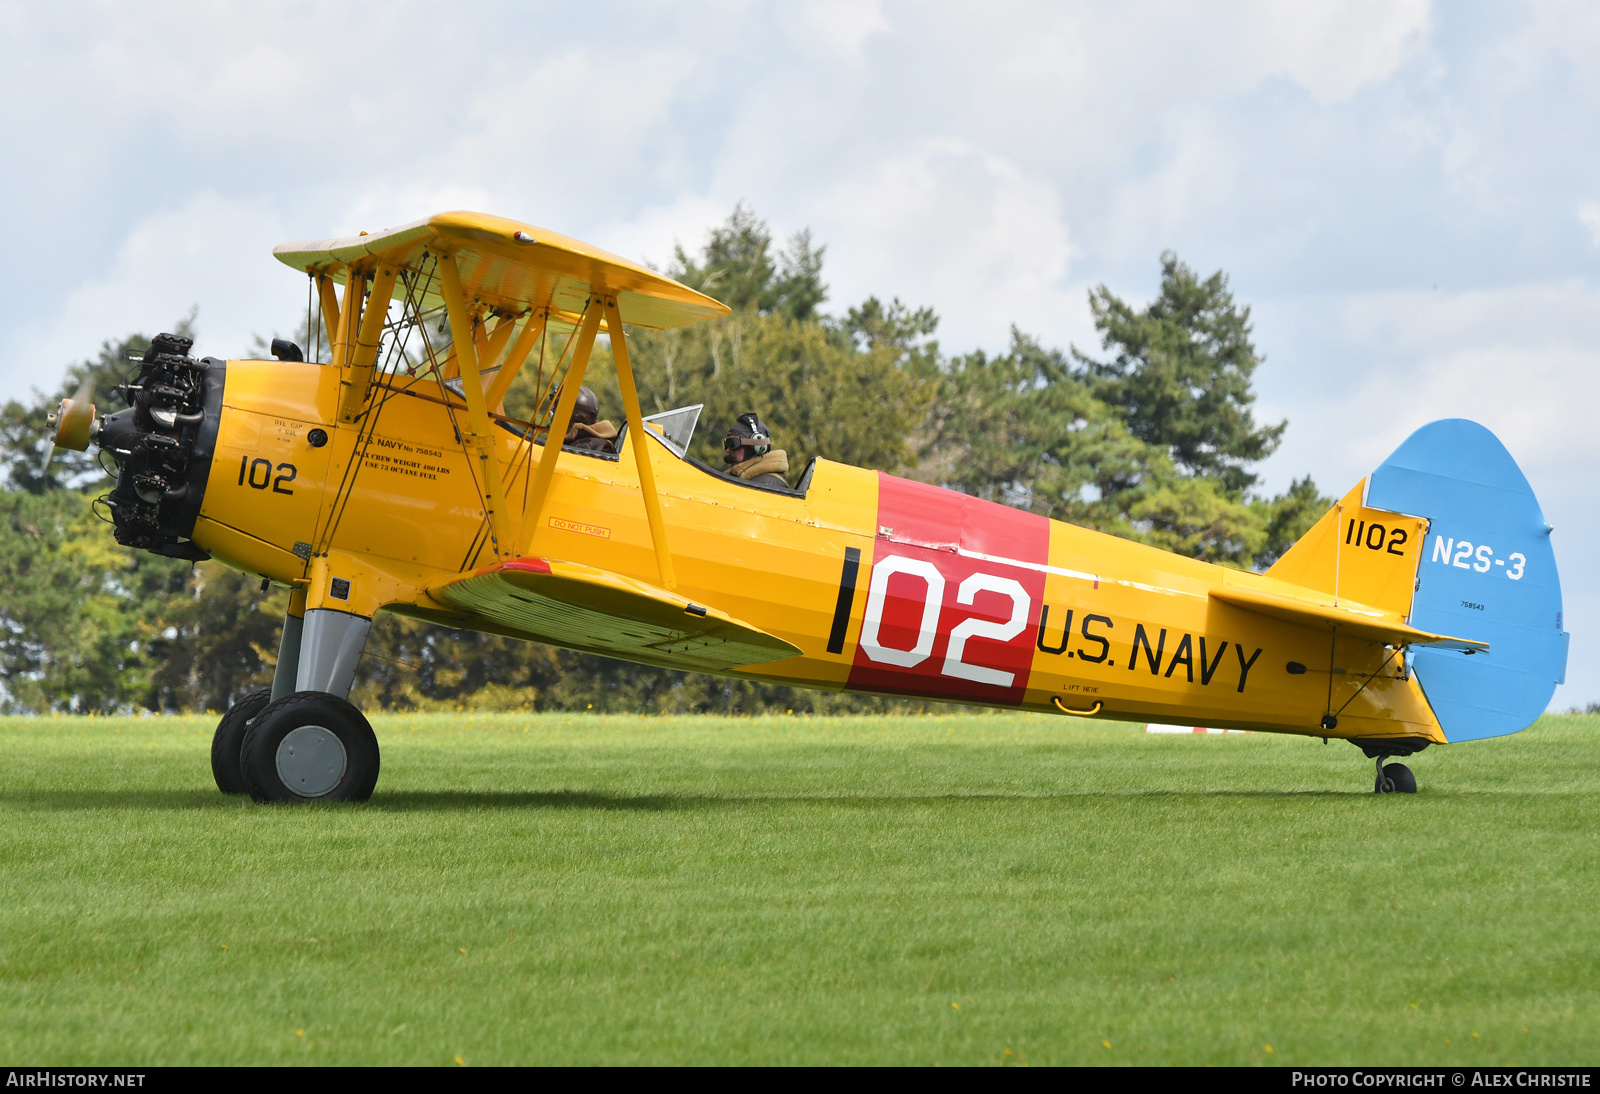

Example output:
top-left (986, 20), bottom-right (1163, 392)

top-left (39, 439), bottom-right (54, 475)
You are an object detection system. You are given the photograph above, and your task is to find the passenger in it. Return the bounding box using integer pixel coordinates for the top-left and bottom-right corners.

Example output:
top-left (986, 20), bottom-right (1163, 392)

top-left (723, 412), bottom-right (790, 489)
top-left (564, 386), bottom-right (617, 452)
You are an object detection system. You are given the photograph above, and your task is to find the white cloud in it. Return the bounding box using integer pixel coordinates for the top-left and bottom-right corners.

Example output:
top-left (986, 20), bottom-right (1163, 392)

top-left (816, 140), bottom-right (1075, 352)
top-left (788, 0), bottom-right (891, 63)
top-left (340, 184), bottom-right (500, 243)
top-left (1580, 202), bottom-right (1600, 247)
top-left (447, 49), bottom-right (702, 216)
top-left (1255, 281), bottom-right (1600, 491)
top-left (1244, 0), bottom-right (1432, 104)
top-left (10, 193), bottom-right (297, 389)
top-left (595, 194), bottom-right (739, 275)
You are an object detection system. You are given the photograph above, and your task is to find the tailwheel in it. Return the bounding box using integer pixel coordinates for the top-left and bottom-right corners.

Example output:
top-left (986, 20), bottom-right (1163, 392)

top-left (1353, 738), bottom-right (1429, 795)
top-left (210, 687), bottom-right (271, 795)
top-left (240, 691), bottom-right (381, 804)
top-left (1380, 762), bottom-right (1417, 794)
top-left (1371, 754), bottom-right (1419, 794)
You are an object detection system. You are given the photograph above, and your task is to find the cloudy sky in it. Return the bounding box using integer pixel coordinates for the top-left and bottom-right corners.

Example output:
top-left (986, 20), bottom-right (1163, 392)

top-left (3, 0), bottom-right (1595, 705)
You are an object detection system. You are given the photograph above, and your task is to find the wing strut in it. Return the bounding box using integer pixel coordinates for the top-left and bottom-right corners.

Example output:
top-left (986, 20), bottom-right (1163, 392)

top-left (337, 263), bottom-right (399, 423)
top-left (486, 310), bottom-right (546, 412)
top-left (315, 273), bottom-right (340, 359)
top-left (605, 295), bottom-right (675, 589)
top-left (481, 314), bottom-right (518, 377)
top-left (438, 252), bottom-right (514, 559)
top-left (332, 270), bottom-right (366, 371)
top-left (519, 297), bottom-right (604, 553)
top-left (514, 295), bottom-right (676, 590)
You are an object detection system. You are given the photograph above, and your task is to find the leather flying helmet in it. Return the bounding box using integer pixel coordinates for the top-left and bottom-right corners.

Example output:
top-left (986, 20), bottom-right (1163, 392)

top-left (724, 412), bottom-right (772, 464)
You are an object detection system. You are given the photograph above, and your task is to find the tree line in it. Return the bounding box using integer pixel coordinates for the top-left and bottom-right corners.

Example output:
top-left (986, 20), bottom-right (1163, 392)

top-left (0, 206), bottom-right (1328, 714)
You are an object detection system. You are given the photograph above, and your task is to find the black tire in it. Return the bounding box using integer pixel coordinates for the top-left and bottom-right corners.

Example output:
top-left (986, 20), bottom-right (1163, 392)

top-left (210, 687), bottom-right (272, 795)
top-left (240, 691), bottom-right (380, 804)
top-left (1384, 762), bottom-right (1417, 794)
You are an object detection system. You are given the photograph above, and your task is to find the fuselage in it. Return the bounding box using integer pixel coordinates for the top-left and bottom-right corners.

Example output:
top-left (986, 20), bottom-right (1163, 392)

top-left (189, 359), bottom-right (1443, 744)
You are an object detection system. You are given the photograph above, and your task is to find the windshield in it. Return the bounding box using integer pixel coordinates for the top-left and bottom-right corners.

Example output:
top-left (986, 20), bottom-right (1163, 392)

top-left (640, 404), bottom-right (702, 458)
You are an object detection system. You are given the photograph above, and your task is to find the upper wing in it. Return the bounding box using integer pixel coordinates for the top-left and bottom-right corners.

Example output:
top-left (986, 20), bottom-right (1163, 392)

top-left (428, 557), bottom-right (800, 674)
top-left (273, 211), bottom-right (729, 331)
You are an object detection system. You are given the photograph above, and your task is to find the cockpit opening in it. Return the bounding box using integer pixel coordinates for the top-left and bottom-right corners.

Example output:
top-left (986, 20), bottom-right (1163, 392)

top-left (495, 395), bottom-right (814, 497)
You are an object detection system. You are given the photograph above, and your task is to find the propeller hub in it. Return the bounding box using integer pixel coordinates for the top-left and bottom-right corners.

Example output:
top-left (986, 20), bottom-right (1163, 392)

top-left (51, 394), bottom-right (96, 452)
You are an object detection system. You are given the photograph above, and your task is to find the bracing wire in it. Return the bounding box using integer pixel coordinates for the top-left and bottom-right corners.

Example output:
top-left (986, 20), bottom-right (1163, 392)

top-left (314, 260), bottom-right (446, 556)
top-left (1330, 645), bottom-right (1404, 722)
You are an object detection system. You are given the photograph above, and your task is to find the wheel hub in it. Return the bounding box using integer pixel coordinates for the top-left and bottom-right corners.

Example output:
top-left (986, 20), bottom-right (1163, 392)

top-left (275, 725), bottom-right (348, 798)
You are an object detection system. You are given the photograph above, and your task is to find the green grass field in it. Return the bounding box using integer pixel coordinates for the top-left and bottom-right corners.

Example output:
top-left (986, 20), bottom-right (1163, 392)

top-left (0, 710), bottom-right (1595, 1066)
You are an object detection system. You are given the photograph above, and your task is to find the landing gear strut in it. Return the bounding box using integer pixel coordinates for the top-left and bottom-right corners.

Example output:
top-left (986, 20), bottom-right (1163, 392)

top-left (1351, 737), bottom-right (1428, 794)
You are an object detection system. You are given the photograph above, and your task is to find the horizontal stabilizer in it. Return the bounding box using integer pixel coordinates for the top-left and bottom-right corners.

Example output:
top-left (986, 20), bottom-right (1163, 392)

top-left (430, 557), bottom-right (800, 674)
top-left (1210, 583), bottom-right (1488, 652)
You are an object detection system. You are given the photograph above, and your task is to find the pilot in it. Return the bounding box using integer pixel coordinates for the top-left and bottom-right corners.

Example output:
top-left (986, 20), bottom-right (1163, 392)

top-left (564, 386), bottom-right (617, 452)
top-left (723, 412), bottom-right (790, 489)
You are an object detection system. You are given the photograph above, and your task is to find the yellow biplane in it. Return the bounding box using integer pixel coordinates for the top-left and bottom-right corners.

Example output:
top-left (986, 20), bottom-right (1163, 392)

top-left (47, 212), bottom-right (1568, 800)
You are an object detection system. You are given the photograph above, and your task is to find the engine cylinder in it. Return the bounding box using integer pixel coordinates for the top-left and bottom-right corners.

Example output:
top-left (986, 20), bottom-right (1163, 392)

top-left (99, 332), bottom-right (222, 561)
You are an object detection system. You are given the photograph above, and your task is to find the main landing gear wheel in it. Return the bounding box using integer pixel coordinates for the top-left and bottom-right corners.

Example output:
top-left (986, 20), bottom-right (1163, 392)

top-left (210, 687), bottom-right (271, 795)
top-left (239, 691), bottom-right (380, 804)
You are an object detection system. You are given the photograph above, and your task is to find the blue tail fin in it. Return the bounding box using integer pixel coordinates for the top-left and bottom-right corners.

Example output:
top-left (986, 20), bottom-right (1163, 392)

top-left (1367, 420), bottom-right (1568, 741)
